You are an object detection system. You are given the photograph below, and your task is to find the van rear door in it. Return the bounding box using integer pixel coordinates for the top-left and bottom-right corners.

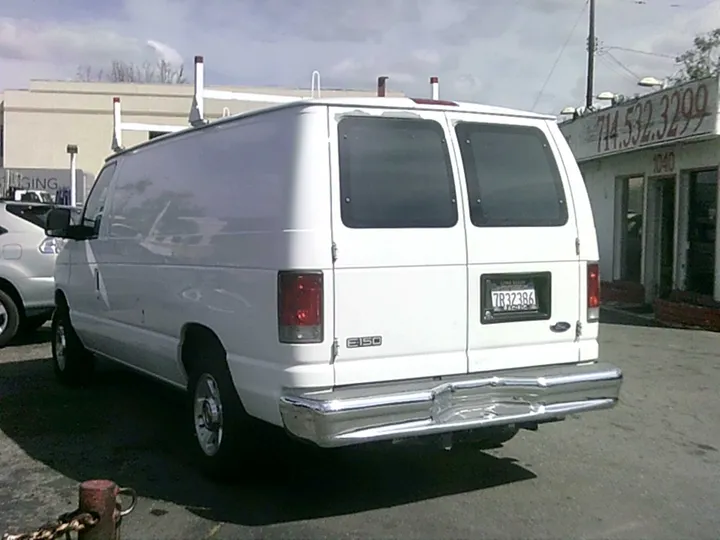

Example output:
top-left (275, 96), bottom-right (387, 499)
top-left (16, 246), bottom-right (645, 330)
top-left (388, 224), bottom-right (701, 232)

top-left (445, 113), bottom-right (582, 373)
top-left (327, 106), bottom-right (468, 386)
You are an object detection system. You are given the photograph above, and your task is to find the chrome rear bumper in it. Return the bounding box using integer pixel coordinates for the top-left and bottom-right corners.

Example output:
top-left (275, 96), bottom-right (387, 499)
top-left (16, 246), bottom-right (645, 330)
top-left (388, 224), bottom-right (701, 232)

top-left (279, 362), bottom-right (622, 448)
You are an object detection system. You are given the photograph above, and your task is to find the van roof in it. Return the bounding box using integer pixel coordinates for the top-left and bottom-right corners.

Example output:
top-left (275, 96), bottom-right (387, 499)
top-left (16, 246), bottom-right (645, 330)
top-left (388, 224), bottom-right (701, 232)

top-left (106, 96), bottom-right (555, 162)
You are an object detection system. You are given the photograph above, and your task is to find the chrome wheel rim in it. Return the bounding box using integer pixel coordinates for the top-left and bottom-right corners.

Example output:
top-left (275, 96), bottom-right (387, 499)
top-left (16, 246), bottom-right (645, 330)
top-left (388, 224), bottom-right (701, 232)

top-left (55, 321), bottom-right (67, 371)
top-left (0, 303), bottom-right (7, 335)
top-left (194, 373), bottom-right (224, 457)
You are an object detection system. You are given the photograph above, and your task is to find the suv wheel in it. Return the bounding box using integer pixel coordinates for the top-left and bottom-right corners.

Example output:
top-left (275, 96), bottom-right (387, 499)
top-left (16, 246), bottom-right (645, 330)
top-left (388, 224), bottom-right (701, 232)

top-left (0, 289), bottom-right (21, 348)
top-left (52, 306), bottom-right (95, 386)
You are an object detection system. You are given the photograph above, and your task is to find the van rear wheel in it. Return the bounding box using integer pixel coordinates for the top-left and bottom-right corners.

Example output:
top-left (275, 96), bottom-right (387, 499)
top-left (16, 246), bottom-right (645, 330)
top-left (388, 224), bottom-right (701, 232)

top-left (51, 306), bottom-right (95, 386)
top-left (186, 340), bottom-right (255, 482)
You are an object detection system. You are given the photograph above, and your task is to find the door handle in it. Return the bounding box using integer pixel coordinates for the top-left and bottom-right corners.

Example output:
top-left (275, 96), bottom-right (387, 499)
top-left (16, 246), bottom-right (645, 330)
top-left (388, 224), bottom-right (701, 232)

top-left (94, 268), bottom-right (100, 290)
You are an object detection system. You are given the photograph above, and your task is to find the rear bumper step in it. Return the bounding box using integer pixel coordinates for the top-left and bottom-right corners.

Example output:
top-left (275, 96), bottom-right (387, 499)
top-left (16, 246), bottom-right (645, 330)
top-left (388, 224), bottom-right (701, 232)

top-left (279, 362), bottom-right (623, 448)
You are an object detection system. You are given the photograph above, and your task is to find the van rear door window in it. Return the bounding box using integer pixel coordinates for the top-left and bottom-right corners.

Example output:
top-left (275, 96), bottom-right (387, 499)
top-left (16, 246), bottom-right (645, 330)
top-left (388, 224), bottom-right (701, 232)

top-left (455, 122), bottom-right (568, 227)
top-left (337, 116), bottom-right (458, 229)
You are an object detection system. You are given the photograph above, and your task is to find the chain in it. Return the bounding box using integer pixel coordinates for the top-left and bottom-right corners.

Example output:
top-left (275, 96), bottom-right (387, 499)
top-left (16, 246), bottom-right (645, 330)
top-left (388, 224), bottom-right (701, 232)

top-left (2, 509), bottom-right (99, 540)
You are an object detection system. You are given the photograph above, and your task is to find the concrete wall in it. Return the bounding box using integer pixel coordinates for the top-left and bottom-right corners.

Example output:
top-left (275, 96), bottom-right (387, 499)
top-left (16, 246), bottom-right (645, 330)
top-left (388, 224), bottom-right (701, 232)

top-left (0, 79), bottom-right (403, 184)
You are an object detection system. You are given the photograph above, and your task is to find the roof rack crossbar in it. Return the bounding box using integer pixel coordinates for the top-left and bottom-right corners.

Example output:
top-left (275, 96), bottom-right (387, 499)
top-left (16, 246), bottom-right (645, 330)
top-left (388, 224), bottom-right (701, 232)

top-left (188, 56), bottom-right (321, 126)
top-left (121, 122), bottom-right (186, 132)
top-left (203, 89), bottom-right (302, 103)
top-left (111, 97), bottom-right (185, 152)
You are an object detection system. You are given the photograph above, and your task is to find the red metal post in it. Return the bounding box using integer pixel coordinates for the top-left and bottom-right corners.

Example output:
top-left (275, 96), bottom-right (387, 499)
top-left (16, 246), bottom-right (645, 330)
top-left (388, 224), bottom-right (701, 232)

top-left (78, 480), bottom-right (121, 540)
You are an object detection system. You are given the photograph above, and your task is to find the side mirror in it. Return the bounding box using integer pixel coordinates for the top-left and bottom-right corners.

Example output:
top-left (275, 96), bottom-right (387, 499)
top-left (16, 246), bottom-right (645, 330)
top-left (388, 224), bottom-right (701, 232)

top-left (45, 207), bottom-right (72, 238)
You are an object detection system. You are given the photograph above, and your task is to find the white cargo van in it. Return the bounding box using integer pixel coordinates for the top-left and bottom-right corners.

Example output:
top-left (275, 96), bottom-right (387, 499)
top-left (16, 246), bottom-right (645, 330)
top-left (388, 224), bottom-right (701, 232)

top-left (45, 95), bottom-right (623, 477)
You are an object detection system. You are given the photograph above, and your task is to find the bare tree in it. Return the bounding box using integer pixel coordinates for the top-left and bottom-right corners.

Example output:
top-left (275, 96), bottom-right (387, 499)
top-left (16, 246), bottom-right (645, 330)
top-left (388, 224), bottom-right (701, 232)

top-left (75, 59), bottom-right (186, 84)
top-left (671, 28), bottom-right (720, 84)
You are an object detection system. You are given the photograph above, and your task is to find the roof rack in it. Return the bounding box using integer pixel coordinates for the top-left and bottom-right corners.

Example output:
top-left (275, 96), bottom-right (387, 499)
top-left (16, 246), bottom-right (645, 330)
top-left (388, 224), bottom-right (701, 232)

top-left (111, 97), bottom-right (186, 152)
top-left (188, 56), bottom-right (322, 127)
top-left (111, 56), bottom-right (323, 152)
top-left (110, 54), bottom-right (443, 153)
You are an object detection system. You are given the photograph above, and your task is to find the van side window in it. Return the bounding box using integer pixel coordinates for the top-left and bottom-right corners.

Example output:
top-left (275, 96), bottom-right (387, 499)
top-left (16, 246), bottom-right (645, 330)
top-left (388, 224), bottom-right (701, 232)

top-left (81, 162), bottom-right (117, 236)
top-left (455, 122), bottom-right (568, 227)
top-left (337, 116), bottom-right (458, 229)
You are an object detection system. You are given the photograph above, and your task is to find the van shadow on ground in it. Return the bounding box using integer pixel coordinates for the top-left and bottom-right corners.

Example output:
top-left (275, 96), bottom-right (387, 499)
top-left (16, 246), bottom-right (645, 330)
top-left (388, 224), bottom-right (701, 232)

top-left (0, 356), bottom-right (536, 527)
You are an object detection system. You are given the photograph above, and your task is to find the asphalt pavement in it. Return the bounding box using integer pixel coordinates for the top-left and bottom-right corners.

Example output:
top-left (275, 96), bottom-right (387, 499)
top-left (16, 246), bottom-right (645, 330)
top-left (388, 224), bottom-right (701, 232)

top-left (1, 317), bottom-right (719, 540)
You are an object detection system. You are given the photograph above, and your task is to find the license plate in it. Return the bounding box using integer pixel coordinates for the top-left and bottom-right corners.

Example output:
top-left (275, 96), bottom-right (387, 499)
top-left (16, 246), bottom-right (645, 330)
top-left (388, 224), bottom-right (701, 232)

top-left (491, 287), bottom-right (538, 312)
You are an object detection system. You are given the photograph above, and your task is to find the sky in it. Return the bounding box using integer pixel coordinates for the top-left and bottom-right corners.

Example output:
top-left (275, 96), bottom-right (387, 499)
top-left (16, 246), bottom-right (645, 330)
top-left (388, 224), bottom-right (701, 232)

top-left (0, 0), bottom-right (719, 115)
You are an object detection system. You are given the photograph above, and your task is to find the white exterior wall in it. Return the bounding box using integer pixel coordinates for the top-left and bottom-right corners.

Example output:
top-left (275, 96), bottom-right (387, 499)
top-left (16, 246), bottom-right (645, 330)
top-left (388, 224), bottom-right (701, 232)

top-left (578, 138), bottom-right (720, 301)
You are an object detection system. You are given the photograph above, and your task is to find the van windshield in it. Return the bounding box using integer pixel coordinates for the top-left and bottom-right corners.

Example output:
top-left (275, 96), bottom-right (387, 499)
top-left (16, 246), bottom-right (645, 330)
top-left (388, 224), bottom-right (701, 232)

top-left (455, 122), bottom-right (569, 228)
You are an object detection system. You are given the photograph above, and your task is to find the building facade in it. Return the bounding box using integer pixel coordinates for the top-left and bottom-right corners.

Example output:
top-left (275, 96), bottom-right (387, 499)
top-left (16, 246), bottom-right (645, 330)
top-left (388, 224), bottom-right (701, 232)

top-left (560, 75), bottom-right (720, 325)
top-left (0, 78), bottom-right (403, 202)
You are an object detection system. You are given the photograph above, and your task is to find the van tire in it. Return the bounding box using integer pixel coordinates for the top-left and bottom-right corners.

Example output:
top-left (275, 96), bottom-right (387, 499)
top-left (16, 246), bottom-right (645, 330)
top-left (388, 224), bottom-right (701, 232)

top-left (186, 340), bottom-right (254, 482)
top-left (51, 306), bottom-right (95, 386)
top-left (0, 290), bottom-right (21, 348)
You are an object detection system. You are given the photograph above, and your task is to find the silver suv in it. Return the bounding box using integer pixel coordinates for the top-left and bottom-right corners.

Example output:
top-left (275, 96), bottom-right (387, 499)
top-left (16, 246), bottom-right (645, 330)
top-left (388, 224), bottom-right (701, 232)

top-left (0, 201), bottom-right (63, 346)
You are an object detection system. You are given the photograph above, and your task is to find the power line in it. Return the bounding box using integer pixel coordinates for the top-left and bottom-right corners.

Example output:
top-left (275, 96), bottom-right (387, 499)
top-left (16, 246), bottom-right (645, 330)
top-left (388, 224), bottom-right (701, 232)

top-left (604, 45), bottom-right (677, 60)
top-left (597, 55), bottom-right (636, 82)
top-left (603, 51), bottom-right (640, 80)
top-left (531, 0), bottom-right (589, 111)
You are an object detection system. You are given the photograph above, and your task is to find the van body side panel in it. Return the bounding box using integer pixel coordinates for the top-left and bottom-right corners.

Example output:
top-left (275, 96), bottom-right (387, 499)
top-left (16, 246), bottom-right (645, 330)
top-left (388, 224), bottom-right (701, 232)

top-left (328, 107), bottom-right (469, 387)
top-left (444, 112), bottom-right (583, 373)
top-left (100, 106), bottom-right (334, 426)
top-left (548, 123), bottom-right (601, 361)
top-left (65, 162), bottom-right (120, 353)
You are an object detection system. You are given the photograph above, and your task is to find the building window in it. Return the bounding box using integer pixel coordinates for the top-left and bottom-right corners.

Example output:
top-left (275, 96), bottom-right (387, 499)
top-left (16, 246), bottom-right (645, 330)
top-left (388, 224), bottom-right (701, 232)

top-left (617, 176), bottom-right (645, 283)
top-left (686, 168), bottom-right (717, 296)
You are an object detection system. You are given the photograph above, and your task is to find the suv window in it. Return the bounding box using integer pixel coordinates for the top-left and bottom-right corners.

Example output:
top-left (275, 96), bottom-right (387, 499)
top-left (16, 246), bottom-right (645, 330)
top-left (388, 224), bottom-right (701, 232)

top-left (455, 122), bottom-right (568, 227)
top-left (82, 162), bottom-right (117, 236)
top-left (4, 204), bottom-right (54, 228)
top-left (337, 116), bottom-right (458, 229)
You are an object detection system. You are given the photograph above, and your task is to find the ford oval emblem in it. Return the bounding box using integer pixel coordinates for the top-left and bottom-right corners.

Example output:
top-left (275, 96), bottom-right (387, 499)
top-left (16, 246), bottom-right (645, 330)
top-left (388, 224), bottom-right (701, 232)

top-left (550, 321), bottom-right (571, 333)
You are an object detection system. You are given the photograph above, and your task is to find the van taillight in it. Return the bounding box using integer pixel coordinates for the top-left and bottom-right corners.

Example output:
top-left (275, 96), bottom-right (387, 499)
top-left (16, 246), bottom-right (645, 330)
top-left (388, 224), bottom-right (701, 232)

top-left (587, 262), bottom-right (600, 322)
top-left (278, 271), bottom-right (323, 343)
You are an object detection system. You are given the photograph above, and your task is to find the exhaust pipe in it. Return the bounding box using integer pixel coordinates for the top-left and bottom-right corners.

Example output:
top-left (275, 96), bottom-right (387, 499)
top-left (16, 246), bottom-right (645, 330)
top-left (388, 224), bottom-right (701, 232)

top-left (377, 76), bottom-right (389, 97)
top-left (430, 76), bottom-right (439, 100)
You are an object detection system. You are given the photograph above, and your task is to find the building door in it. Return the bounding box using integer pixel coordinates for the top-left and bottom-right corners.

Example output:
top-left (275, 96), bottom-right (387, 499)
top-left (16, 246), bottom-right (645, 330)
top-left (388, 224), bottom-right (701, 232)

top-left (686, 169), bottom-right (717, 296)
top-left (658, 178), bottom-right (676, 299)
top-left (615, 175), bottom-right (645, 283)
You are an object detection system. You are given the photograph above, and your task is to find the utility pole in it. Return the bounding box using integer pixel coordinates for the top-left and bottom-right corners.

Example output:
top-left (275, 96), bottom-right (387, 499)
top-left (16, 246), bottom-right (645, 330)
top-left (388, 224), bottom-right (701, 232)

top-left (585, 0), bottom-right (596, 109)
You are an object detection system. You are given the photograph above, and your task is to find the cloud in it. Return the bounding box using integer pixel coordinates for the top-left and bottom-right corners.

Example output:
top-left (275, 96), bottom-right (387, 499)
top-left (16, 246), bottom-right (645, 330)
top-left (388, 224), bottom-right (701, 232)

top-left (146, 40), bottom-right (183, 66)
top-left (0, 0), bottom-right (718, 114)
